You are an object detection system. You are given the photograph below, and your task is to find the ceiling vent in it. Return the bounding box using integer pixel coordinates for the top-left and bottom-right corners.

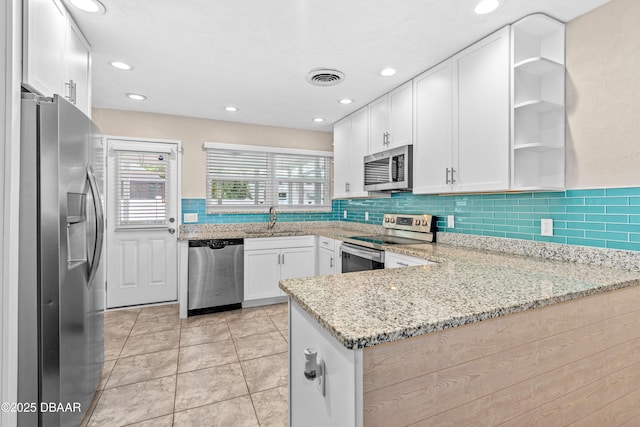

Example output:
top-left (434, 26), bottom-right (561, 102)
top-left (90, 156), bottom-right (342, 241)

top-left (306, 68), bottom-right (345, 87)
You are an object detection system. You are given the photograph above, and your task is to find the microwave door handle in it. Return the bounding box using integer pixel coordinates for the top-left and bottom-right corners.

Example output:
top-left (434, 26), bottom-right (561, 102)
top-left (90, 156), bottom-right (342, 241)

top-left (389, 157), bottom-right (394, 183)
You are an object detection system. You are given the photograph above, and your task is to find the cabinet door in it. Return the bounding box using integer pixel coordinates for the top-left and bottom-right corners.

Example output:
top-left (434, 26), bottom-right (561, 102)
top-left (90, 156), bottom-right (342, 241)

top-left (281, 247), bottom-right (315, 282)
top-left (348, 107), bottom-right (369, 197)
top-left (318, 248), bottom-right (336, 276)
top-left (368, 96), bottom-right (388, 153)
top-left (333, 118), bottom-right (351, 199)
top-left (413, 61), bottom-right (454, 194)
top-left (244, 249), bottom-right (281, 300)
top-left (388, 81), bottom-right (413, 148)
top-left (65, 22), bottom-right (91, 116)
top-left (454, 27), bottom-right (510, 192)
top-left (23, 0), bottom-right (66, 97)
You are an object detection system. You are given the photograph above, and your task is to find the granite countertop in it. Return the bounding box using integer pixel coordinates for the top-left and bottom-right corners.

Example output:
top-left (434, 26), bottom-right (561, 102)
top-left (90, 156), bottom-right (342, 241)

top-left (178, 222), bottom-right (380, 241)
top-left (279, 243), bottom-right (640, 349)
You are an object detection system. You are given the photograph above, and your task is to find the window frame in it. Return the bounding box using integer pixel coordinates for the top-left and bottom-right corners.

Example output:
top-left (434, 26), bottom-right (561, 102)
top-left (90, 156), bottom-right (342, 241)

top-left (204, 142), bottom-right (333, 213)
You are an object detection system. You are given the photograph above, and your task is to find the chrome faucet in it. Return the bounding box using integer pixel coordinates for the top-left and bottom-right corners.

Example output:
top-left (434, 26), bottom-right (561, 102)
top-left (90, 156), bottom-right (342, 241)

top-left (268, 206), bottom-right (277, 229)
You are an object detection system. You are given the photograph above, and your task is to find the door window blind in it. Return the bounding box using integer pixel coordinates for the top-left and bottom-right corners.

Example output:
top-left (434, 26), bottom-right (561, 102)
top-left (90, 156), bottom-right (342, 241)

top-left (115, 150), bottom-right (170, 227)
top-left (205, 145), bottom-right (331, 212)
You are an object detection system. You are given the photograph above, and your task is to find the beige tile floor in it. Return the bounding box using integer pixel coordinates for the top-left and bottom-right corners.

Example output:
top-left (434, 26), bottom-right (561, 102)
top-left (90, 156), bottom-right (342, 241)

top-left (81, 303), bottom-right (289, 426)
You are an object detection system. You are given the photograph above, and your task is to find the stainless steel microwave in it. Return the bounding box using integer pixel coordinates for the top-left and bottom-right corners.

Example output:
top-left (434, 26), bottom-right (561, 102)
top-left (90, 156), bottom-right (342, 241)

top-left (363, 145), bottom-right (413, 192)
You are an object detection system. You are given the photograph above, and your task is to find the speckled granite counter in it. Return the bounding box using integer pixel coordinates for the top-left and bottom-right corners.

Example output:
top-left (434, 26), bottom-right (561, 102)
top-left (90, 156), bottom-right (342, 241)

top-left (178, 221), bottom-right (382, 241)
top-left (279, 243), bottom-right (640, 349)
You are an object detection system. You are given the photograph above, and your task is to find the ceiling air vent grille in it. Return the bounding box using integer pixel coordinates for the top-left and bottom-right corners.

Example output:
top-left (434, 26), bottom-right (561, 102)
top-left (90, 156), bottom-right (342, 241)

top-left (307, 68), bottom-right (345, 87)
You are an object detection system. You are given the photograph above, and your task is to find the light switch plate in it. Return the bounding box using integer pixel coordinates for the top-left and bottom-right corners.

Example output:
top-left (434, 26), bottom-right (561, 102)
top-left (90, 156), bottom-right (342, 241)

top-left (541, 218), bottom-right (553, 236)
top-left (365, 212), bottom-right (369, 221)
top-left (184, 213), bottom-right (198, 223)
top-left (447, 215), bottom-right (455, 228)
top-left (343, 210), bottom-right (347, 219)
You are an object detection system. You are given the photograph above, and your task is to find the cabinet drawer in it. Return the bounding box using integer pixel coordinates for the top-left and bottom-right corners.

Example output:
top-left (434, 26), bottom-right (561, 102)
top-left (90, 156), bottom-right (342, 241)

top-left (245, 235), bottom-right (315, 251)
top-left (385, 251), bottom-right (434, 269)
top-left (318, 236), bottom-right (335, 249)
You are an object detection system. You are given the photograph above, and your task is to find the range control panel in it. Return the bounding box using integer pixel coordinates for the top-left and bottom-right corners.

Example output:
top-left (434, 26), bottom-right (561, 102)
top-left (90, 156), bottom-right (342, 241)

top-left (383, 213), bottom-right (435, 233)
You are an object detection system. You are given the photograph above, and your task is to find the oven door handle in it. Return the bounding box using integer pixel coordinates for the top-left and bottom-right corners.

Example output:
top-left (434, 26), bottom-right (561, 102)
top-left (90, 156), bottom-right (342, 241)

top-left (340, 244), bottom-right (384, 263)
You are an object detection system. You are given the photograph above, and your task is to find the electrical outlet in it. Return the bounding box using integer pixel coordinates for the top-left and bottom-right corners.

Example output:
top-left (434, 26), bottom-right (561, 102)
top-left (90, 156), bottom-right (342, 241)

top-left (343, 210), bottom-right (347, 219)
top-left (447, 215), bottom-right (455, 228)
top-left (541, 218), bottom-right (553, 236)
top-left (183, 213), bottom-right (198, 223)
top-left (365, 212), bottom-right (369, 221)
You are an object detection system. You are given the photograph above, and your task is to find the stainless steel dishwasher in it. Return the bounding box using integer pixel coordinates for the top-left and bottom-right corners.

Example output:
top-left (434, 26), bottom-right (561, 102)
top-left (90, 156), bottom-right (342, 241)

top-left (188, 238), bottom-right (244, 315)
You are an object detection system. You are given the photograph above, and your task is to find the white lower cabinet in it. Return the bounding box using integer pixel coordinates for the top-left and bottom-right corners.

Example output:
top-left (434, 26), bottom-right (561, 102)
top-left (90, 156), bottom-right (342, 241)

top-left (318, 236), bottom-right (342, 275)
top-left (244, 236), bottom-right (315, 305)
top-left (385, 251), bottom-right (434, 268)
top-left (289, 300), bottom-right (362, 427)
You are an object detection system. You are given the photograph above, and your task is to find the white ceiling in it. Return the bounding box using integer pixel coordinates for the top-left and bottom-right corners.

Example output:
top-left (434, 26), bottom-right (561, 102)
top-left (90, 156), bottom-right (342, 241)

top-left (65, 0), bottom-right (609, 132)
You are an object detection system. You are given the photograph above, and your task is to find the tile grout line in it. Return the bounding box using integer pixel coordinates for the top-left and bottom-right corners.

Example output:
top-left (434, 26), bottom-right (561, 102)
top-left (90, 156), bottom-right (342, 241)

top-left (229, 317), bottom-right (263, 426)
top-left (173, 312), bottom-right (183, 424)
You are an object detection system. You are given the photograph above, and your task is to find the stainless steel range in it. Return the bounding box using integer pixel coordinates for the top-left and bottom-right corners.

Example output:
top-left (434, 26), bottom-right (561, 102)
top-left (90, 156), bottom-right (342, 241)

top-left (340, 214), bottom-right (436, 273)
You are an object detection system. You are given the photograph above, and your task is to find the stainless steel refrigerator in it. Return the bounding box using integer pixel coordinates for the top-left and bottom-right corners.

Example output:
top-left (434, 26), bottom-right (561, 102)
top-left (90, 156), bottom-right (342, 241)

top-left (18, 94), bottom-right (105, 426)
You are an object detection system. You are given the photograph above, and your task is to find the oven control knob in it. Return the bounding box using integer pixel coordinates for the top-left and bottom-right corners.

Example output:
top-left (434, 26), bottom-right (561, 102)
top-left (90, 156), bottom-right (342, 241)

top-left (390, 218), bottom-right (395, 223)
top-left (414, 219), bottom-right (420, 226)
top-left (384, 217), bottom-right (389, 223)
top-left (422, 220), bottom-right (428, 226)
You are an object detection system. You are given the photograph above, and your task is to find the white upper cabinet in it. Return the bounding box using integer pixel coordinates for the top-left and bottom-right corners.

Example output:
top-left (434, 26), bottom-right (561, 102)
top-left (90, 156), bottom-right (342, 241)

top-left (413, 61), bottom-right (454, 194)
top-left (454, 26), bottom-right (510, 193)
top-left (65, 21), bottom-right (92, 117)
top-left (23, 0), bottom-right (66, 97)
top-left (333, 107), bottom-right (370, 198)
top-left (511, 14), bottom-right (565, 190)
top-left (23, 0), bottom-right (92, 117)
top-left (413, 27), bottom-right (510, 194)
top-left (368, 81), bottom-right (413, 153)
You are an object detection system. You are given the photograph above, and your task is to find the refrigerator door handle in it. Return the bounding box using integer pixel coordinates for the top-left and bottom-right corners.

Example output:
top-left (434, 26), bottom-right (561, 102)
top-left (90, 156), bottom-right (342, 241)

top-left (87, 167), bottom-right (104, 285)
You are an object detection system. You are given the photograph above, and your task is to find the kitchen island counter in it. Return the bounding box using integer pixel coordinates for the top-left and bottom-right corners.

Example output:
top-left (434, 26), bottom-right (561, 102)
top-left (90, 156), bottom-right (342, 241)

top-left (283, 242), bottom-right (640, 426)
top-left (280, 242), bottom-right (640, 349)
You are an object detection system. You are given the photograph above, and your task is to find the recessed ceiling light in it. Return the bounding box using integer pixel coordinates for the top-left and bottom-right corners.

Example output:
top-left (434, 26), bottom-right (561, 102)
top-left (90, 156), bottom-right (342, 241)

top-left (69, 0), bottom-right (106, 14)
top-left (474, 0), bottom-right (501, 15)
top-left (312, 117), bottom-right (324, 123)
top-left (126, 93), bottom-right (146, 101)
top-left (380, 68), bottom-right (397, 77)
top-left (110, 61), bottom-right (133, 71)
top-left (338, 98), bottom-right (354, 105)
top-left (224, 106), bottom-right (239, 112)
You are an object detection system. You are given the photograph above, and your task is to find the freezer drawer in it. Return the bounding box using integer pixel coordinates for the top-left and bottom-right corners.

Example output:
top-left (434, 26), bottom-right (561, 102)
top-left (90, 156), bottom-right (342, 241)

top-left (188, 239), bottom-right (244, 313)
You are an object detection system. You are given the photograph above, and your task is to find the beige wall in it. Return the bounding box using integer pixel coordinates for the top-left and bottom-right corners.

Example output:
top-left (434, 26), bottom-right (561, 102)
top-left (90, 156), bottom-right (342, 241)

top-left (566, 0), bottom-right (640, 189)
top-left (92, 108), bottom-right (333, 198)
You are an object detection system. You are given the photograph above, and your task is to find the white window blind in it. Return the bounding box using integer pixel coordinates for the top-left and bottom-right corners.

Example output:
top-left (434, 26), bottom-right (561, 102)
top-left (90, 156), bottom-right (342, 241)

top-left (205, 144), bottom-right (331, 212)
top-left (115, 150), bottom-right (170, 227)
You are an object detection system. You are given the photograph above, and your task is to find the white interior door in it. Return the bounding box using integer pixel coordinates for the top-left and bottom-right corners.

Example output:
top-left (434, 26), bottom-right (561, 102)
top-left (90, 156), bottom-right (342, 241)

top-left (106, 138), bottom-right (180, 308)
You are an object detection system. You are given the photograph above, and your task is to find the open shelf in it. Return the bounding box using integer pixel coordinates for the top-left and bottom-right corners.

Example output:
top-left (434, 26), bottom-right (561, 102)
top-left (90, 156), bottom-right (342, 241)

top-left (514, 57), bottom-right (564, 75)
top-left (511, 14), bottom-right (565, 192)
top-left (514, 143), bottom-right (564, 152)
top-left (514, 99), bottom-right (563, 114)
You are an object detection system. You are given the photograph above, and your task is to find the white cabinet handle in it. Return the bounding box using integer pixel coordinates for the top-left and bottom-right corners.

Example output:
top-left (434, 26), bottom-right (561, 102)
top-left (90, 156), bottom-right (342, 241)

top-left (446, 168), bottom-right (451, 184)
top-left (330, 257), bottom-right (334, 268)
top-left (397, 261), bottom-right (409, 267)
top-left (451, 167), bottom-right (456, 184)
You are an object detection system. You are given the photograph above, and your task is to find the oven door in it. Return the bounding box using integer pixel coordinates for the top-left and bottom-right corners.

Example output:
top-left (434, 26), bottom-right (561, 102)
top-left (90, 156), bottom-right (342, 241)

top-left (340, 243), bottom-right (385, 273)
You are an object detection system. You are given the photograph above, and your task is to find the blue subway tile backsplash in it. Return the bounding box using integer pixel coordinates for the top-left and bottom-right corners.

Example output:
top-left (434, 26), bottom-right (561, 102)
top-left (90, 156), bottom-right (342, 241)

top-left (182, 186), bottom-right (640, 252)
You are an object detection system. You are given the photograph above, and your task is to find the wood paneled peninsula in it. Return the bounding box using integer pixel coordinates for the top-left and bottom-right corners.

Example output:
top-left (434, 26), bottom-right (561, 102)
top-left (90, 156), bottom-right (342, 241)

top-left (280, 242), bottom-right (640, 426)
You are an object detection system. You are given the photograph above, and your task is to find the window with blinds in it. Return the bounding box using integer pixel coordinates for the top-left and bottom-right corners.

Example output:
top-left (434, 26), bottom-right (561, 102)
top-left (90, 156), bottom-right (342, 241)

top-left (115, 150), bottom-right (170, 227)
top-left (205, 144), bottom-right (331, 212)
